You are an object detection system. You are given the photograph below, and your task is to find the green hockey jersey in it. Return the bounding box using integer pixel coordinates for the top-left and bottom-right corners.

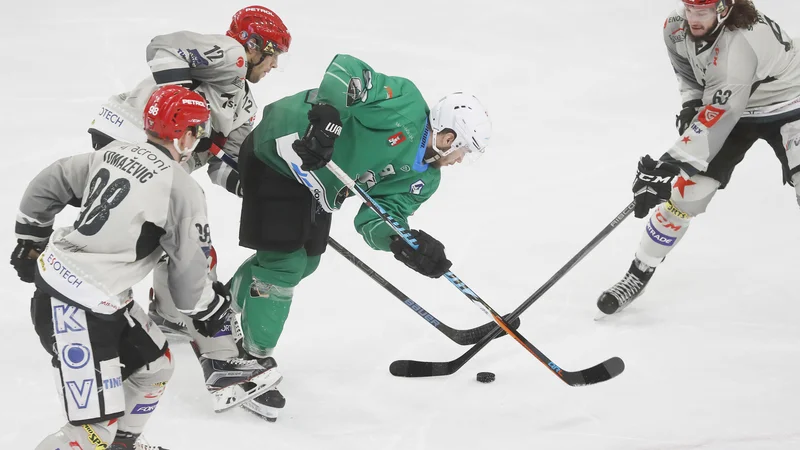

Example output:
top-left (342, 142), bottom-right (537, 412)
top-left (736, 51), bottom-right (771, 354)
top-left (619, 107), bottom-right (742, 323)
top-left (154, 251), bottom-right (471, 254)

top-left (249, 54), bottom-right (441, 251)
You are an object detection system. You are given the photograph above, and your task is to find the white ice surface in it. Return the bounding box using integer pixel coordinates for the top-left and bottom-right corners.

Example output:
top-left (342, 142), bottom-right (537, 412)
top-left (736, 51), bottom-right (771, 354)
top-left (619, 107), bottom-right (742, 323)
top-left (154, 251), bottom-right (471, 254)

top-left (2, 1), bottom-right (800, 448)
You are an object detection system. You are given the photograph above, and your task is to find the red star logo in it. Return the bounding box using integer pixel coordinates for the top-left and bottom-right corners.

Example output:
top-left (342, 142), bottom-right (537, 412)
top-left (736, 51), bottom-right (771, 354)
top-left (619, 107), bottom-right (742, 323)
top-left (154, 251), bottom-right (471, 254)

top-left (674, 176), bottom-right (696, 197)
top-left (682, 136), bottom-right (691, 144)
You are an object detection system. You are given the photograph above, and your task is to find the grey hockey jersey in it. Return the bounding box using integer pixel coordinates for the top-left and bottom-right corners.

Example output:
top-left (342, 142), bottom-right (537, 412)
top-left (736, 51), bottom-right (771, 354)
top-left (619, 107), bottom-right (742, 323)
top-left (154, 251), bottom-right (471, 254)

top-left (15, 143), bottom-right (216, 316)
top-left (91, 31), bottom-right (256, 194)
top-left (662, 10), bottom-right (800, 175)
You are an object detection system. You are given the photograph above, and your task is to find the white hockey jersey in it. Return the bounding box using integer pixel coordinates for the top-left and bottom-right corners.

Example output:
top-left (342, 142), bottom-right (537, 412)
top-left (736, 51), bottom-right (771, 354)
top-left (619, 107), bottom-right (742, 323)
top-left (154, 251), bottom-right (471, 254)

top-left (90, 31), bottom-right (256, 194)
top-left (15, 143), bottom-right (217, 316)
top-left (662, 10), bottom-right (800, 175)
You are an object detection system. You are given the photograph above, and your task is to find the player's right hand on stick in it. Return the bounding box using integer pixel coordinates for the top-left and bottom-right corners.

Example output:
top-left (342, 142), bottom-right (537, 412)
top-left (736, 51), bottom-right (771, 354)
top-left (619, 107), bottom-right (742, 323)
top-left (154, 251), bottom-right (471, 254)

top-left (675, 99), bottom-right (703, 135)
top-left (192, 281), bottom-right (233, 338)
top-left (292, 103), bottom-right (342, 171)
top-left (632, 155), bottom-right (680, 219)
top-left (390, 230), bottom-right (452, 278)
top-left (10, 239), bottom-right (45, 283)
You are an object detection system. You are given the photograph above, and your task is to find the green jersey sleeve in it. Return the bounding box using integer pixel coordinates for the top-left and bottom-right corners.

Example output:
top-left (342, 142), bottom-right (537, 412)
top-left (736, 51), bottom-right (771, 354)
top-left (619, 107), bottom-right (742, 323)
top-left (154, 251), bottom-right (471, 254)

top-left (353, 167), bottom-right (441, 251)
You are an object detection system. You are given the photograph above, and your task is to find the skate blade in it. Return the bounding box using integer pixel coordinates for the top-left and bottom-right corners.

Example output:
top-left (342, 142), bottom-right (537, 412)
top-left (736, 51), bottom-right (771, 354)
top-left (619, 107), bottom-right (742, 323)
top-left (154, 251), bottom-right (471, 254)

top-left (159, 326), bottom-right (193, 343)
top-left (241, 401), bottom-right (280, 422)
top-left (594, 301), bottom-right (635, 321)
top-left (593, 311), bottom-right (610, 322)
top-left (212, 369), bottom-right (283, 413)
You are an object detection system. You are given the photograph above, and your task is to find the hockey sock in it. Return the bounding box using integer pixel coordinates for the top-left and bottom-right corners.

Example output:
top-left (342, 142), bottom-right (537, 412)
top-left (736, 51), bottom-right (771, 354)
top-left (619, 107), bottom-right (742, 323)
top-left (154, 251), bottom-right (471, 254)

top-left (635, 200), bottom-right (692, 267)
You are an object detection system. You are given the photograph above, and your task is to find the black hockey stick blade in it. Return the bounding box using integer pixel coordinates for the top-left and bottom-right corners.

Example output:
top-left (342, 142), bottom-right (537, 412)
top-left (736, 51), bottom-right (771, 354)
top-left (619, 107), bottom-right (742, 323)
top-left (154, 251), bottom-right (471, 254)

top-left (390, 202), bottom-right (636, 379)
top-left (328, 236), bottom-right (521, 346)
top-left (561, 356), bottom-right (625, 386)
top-left (447, 315), bottom-right (521, 346)
top-left (391, 354), bottom-right (625, 386)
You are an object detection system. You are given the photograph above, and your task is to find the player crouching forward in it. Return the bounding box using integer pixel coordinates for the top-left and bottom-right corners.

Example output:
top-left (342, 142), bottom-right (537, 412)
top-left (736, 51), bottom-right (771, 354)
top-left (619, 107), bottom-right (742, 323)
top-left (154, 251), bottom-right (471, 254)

top-left (227, 54), bottom-right (491, 421)
top-left (86, 5), bottom-right (289, 412)
top-left (11, 86), bottom-right (234, 450)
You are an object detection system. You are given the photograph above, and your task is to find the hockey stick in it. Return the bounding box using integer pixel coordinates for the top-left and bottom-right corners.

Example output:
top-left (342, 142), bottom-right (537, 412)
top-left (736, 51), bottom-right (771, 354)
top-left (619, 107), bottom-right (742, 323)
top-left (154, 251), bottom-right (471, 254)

top-left (328, 237), bottom-right (520, 346)
top-left (326, 160), bottom-right (625, 386)
top-left (206, 145), bottom-right (516, 346)
top-left (390, 202), bottom-right (636, 378)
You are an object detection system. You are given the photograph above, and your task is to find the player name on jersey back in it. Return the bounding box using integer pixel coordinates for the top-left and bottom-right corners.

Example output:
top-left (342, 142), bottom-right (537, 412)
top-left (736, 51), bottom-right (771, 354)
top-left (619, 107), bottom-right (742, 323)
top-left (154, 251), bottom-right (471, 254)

top-left (102, 145), bottom-right (172, 184)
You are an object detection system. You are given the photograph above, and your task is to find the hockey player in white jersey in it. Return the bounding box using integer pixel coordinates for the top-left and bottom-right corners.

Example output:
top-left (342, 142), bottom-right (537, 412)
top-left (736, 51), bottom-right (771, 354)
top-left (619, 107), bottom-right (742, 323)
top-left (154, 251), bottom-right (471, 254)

top-left (10, 86), bottom-right (235, 450)
top-left (89, 5), bottom-right (290, 196)
top-left (597, 0), bottom-right (800, 314)
top-left (86, 5), bottom-right (291, 414)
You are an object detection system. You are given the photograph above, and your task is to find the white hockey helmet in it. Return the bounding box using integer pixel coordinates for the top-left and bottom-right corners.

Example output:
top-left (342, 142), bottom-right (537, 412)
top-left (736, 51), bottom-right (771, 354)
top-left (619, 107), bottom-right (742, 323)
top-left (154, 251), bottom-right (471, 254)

top-left (427, 92), bottom-right (491, 162)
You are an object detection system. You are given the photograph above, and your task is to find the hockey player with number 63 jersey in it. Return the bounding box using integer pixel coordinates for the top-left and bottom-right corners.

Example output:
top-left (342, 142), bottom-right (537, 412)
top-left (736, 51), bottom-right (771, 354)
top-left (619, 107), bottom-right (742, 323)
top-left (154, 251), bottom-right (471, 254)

top-left (598, 0), bottom-right (800, 314)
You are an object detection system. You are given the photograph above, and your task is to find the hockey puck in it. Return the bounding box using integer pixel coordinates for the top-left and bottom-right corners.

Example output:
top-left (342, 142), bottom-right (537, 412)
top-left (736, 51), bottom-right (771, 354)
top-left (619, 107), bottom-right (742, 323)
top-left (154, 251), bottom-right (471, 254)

top-left (476, 372), bottom-right (495, 383)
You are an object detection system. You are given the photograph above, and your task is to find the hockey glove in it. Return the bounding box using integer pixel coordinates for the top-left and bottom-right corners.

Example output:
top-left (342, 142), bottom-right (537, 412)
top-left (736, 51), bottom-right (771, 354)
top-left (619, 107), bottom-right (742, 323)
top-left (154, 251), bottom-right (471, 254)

top-left (10, 239), bottom-right (46, 283)
top-left (292, 104), bottom-right (342, 171)
top-left (675, 99), bottom-right (703, 135)
top-left (389, 230), bottom-right (452, 279)
top-left (632, 155), bottom-right (681, 219)
top-left (191, 281), bottom-right (233, 338)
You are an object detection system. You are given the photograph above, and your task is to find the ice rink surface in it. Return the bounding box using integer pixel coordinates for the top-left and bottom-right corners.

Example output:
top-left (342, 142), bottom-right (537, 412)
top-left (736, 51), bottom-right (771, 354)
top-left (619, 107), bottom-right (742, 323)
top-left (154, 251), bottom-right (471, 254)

top-left (2, 1), bottom-right (800, 448)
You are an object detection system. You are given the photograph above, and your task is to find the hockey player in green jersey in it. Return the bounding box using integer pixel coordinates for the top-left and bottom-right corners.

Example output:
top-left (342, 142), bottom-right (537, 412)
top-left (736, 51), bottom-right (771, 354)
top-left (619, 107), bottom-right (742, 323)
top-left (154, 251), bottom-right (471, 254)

top-left (224, 53), bottom-right (491, 420)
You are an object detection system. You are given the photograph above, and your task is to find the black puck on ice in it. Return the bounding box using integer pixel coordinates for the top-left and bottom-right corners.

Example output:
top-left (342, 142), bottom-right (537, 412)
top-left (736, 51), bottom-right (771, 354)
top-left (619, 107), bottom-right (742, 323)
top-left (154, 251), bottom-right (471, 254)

top-left (476, 372), bottom-right (495, 383)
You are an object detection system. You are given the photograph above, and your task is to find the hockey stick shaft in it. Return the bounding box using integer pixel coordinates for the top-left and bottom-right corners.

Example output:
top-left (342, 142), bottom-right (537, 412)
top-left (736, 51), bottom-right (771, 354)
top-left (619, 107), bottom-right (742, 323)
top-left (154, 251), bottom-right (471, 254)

top-left (207, 145), bottom-right (513, 345)
top-left (326, 161), bottom-right (624, 385)
top-left (391, 201), bottom-right (636, 377)
top-left (328, 237), bottom-right (519, 345)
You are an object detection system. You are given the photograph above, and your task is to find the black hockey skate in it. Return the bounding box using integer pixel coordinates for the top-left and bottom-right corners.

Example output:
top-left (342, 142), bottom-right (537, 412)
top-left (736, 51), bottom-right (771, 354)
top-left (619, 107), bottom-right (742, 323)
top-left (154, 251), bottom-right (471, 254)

top-left (108, 431), bottom-right (169, 450)
top-left (242, 388), bottom-right (286, 422)
top-left (597, 258), bottom-right (655, 315)
top-left (147, 289), bottom-right (192, 342)
top-left (193, 341), bottom-right (283, 413)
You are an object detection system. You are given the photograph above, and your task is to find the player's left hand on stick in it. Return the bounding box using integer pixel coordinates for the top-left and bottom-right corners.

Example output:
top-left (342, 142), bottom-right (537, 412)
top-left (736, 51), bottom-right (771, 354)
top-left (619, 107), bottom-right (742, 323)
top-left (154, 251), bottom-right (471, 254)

top-left (191, 281), bottom-right (233, 338)
top-left (292, 103), bottom-right (342, 171)
top-left (390, 230), bottom-right (452, 278)
top-left (10, 239), bottom-right (45, 283)
top-left (632, 155), bottom-right (680, 219)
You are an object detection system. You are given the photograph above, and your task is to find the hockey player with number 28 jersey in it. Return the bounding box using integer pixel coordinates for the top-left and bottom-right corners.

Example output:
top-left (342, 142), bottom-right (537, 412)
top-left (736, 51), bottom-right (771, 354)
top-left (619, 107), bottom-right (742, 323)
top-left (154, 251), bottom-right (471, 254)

top-left (11, 86), bottom-right (228, 450)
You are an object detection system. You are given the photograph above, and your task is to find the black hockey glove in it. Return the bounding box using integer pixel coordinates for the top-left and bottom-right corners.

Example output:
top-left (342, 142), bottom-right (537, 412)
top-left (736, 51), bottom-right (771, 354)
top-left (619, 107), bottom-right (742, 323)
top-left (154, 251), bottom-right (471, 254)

top-left (292, 104), bottom-right (342, 171)
top-left (632, 155), bottom-right (681, 219)
top-left (10, 239), bottom-right (46, 283)
top-left (191, 281), bottom-right (233, 338)
top-left (194, 131), bottom-right (228, 155)
top-left (389, 230), bottom-right (452, 279)
top-left (675, 99), bottom-right (703, 135)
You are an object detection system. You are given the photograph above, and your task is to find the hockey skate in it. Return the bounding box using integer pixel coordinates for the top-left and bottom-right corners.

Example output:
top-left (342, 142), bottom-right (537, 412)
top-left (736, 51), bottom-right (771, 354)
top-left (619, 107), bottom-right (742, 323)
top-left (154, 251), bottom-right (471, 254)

top-left (192, 341), bottom-right (283, 413)
top-left (242, 388), bottom-right (286, 422)
top-left (148, 288), bottom-right (192, 342)
top-left (596, 258), bottom-right (655, 315)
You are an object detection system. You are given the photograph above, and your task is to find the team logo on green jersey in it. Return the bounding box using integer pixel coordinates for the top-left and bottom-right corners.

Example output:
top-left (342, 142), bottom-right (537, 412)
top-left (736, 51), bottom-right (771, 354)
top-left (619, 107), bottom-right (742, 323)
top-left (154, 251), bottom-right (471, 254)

top-left (346, 69), bottom-right (374, 106)
top-left (388, 132), bottom-right (406, 147)
top-left (410, 179), bottom-right (425, 195)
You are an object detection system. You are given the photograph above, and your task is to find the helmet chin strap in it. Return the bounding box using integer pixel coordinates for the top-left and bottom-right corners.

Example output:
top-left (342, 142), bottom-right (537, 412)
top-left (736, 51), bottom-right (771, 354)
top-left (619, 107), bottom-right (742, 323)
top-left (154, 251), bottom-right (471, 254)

top-left (244, 39), bottom-right (272, 80)
top-left (173, 137), bottom-right (201, 162)
top-left (710, 2), bottom-right (734, 34)
top-left (423, 129), bottom-right (458, 164)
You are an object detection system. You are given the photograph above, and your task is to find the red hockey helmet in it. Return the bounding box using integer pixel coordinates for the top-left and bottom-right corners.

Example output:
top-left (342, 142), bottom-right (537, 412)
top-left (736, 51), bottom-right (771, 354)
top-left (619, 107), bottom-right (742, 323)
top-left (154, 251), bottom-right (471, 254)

top-left (682, 0), bottom-right (734, 11)
top-left (143, 86), bottom-right (210, 141)
top-left (227, 6), bottom-right (291, 55)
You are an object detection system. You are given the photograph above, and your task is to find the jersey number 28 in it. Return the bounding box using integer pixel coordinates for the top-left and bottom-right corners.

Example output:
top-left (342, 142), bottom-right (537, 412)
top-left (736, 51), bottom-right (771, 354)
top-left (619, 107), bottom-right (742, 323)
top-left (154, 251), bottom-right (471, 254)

top-left (74, 168), bottom-right (131, 236)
